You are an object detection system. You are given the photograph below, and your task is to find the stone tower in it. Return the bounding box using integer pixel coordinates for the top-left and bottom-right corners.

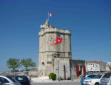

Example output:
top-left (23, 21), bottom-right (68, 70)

top-left (38, 20), bottom-right (71, 79)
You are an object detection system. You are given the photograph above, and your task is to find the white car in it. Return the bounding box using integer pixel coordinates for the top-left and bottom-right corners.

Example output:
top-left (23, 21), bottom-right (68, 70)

top-left (84, 75), bottom-right (102, 85)
top-left (0, 75), bottom-right (21, 85)
top-left (100, 72), bottom-right (111, 85)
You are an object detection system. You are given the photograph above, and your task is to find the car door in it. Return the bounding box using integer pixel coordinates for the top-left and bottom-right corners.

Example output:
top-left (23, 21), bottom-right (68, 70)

top-left (101, 73), bottom-right (111, 85)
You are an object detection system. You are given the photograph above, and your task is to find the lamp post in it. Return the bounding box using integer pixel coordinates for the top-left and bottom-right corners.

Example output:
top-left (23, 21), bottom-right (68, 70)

top-left (58, 60), bottom-right (60, 80)
top-left (52, 57), bottom-right (54, 73)
top-left (52, 54), bottom-right (56, 73)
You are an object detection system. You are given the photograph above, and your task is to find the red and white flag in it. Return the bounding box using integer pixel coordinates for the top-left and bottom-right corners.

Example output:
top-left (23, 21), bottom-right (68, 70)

top-left (48, 12), bottom-right (53, 17)
top-left (53, 40), bottom-right (57, 46)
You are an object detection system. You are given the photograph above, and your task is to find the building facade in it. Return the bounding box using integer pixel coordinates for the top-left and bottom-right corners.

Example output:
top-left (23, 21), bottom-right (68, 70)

top-left (38, 20), bottom-right (71, 79)
top-left (86, 61), bottom-right (106, 72)
top-left (106, 62), bottom-right (111, 72)
top-left (70, 60), bottom-right (86, 79)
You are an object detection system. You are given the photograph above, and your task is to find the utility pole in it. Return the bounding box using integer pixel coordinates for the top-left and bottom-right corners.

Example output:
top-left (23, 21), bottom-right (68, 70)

top-left (52, 58), bottom-right (54, 73)
top-left (52, 54), bottom-right (56, 73)
top-left (64, 65), bottom-right (66, 80)
top-left (58, 60), bottom-right (60, 80)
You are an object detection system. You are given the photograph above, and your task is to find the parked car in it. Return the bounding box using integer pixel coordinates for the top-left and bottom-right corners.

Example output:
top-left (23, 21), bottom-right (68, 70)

top-left (0, 75), bottom-right (21, 85)
top-left (100, 72), bottom-right (111, 85)
top-left (15, 75), bottom-right (31, 85)
top-left (81, 74), bottom-right (102, 85)
top-left (84, 74), bottom-right (102, 85)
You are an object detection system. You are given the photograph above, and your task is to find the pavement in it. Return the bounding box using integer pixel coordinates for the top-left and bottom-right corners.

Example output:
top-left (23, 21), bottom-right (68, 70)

top-left (31, 78), bottom-right (81, 85)
top-left (32, 82), bottom-right (81, 85)
top-left (31, 76), bottom-right (80, 83)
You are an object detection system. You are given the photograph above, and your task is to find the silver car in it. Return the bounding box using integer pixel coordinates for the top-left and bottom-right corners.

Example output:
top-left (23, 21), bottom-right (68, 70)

top-left (0, 75), bottom-right (21, 85)
top-left (100, 72), bottom-right (111, 85)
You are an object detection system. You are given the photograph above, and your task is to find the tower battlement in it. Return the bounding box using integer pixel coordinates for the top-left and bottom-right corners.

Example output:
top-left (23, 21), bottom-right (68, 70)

top-left (39, 28), bottom-right (71, 36)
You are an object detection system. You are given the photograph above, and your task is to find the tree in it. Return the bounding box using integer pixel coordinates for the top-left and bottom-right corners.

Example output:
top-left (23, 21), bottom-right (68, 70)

top-left (21, 58), bottom-right (36, 71)
top-left (7, 58), bottom-right (20, 72)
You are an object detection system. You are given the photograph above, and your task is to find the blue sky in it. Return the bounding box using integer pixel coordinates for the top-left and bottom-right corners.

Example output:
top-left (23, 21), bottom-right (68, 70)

top-left (0, 0), bottom-right (111, 72)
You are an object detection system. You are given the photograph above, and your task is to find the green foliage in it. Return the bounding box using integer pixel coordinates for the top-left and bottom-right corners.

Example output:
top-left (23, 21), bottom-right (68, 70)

top-left (21, 58), bottom-right (36, 71)
top-left (49, 73), bottom-right (56, 80)
top-left (7, 58), bottom-right (36, 73)
top-left (7, 58), bottom-right (20, 71)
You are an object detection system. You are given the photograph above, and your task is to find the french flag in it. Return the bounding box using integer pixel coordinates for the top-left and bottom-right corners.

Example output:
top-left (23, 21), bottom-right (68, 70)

top-left (48, 12), bottom-right (53, 17)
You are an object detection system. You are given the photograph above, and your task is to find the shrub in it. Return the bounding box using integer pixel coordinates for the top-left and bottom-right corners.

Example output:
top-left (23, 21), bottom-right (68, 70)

top-left (49, 73), bottom-right (56, 80)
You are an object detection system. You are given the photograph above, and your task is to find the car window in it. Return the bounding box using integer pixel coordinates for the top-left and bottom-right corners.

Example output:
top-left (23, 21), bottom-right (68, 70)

top-left (103, 73), bottom-right (111, 78)
top-left (6, 76), bottom-right (16, 82)
top-left (17, 77), bottom-right (24, 81)
top-left (0, 77), bottom-right (9, 83)
top-left (95, 75), bottom-right (102, 79)
top-left (88, 75), bottom-right (97, 78)
top-left (0, 78), bottom-right (3, 83)
top-left (16, 76), bottom-right (28, 82)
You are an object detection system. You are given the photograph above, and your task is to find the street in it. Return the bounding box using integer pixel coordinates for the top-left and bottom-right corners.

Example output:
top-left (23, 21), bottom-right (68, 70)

top-left (31, 81), bottom-right (81, 85)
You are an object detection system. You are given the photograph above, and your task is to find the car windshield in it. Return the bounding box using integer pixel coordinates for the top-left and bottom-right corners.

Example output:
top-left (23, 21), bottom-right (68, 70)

top-left (103, 73), bottom-right (111, 78)
top-left (88, 75), bottom-right (101, 79)
top-left (6, 76), bottom-right (16, 82)
top-left (95, 75), bottom-right (102, 79)
top-left (16, 76), bottom-right (28, 82)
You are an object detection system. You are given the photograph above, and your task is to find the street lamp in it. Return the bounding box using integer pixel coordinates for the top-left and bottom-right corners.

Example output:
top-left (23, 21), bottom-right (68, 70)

top-left (52, 54), bottom-right (56, 73)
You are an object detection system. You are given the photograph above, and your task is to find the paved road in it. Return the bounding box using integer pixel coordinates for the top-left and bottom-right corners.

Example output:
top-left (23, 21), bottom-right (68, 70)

top-left (32, 81), bottom-right (81, 85)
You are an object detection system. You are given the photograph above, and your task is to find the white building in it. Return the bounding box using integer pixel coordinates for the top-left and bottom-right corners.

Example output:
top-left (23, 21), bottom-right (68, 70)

top-left (86, 61), bottom-right (106, 72)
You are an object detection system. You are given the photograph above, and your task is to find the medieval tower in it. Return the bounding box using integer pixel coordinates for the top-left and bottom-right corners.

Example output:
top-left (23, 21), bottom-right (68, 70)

top-left (38, 20), bottom-right (71, 79)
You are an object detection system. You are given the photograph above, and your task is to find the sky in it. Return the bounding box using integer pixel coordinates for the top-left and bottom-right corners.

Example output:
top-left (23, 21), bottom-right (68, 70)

top-left (0, 0), bottom-right (111, 72)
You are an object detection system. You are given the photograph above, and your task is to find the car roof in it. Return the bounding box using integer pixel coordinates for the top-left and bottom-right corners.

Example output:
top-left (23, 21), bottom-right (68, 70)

top-left (0, 75), bottom-right (13, 82)
top-left (0, 75), bottom-right (8, 78)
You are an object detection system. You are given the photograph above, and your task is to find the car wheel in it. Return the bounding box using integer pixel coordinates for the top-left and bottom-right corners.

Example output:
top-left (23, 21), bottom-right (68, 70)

top-left (95, 82), bottom-right (99, 85)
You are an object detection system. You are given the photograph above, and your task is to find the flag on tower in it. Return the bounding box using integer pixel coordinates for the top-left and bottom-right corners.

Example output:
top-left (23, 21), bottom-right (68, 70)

top-left (48, 12), bottom-right (54, 17)
top-left (53, 37), bottom-right (62, 46)
top-left (56, 37), bottom-right (62, 44)
top-left (53, 40), bottom-right (57, 46)
top-left (48, 12), bottom-right (53, 21)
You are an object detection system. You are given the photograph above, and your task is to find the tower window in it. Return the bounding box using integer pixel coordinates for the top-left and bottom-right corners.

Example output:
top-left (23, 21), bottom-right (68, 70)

top-left (42, 62), bottom-right (45, 65)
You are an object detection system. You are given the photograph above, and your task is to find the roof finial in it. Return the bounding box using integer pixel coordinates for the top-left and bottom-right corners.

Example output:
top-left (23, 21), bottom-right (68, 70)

top-left (44, 19), bottom-right (49, 26)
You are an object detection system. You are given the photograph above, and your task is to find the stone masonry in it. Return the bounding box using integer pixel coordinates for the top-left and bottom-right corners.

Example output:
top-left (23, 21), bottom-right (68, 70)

top-left (38, 20), bottom-right (71, 79)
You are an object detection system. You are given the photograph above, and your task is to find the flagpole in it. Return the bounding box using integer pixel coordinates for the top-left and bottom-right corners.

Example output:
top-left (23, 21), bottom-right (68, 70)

top-left (48, 12), bottom-right (50, 22)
